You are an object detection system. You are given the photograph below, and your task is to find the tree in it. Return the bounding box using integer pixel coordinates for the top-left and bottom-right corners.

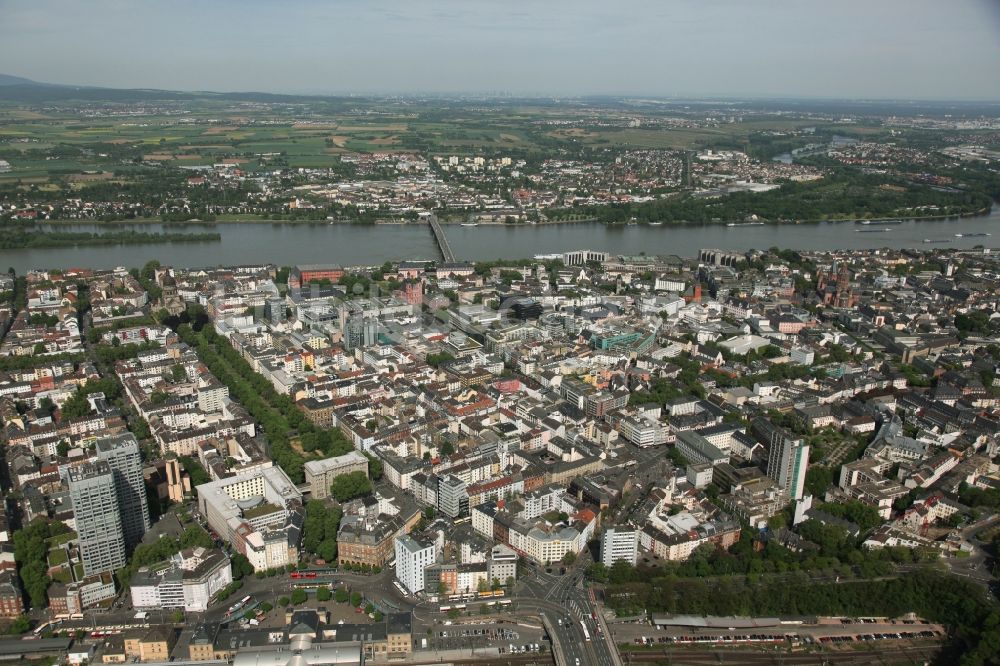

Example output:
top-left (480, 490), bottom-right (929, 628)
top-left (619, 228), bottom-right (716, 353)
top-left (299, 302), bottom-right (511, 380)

top-left (329, 471), bottom-right (372, 502)
top-left (350, 591), bottom-right (363, 607)
top-left (366, 454), bottom-right (383, 480)
top-left (805, 466), bottom-right (834, 498)
top-left (169, 610), bottom-right (184, 623)
top-left (5, 615), bottom-right (30, 635)
top-left (335, 588), bottom-right (349, 603)
top-left (586, 563), bottom-right (608, 583)
top-left (290, 589), bottom-right (308, 605)
top-left (179, 456), bottom-right (211, 488)
top-left (423, 506), bottom-right (436, 520)
top-left (316, 587), bottom-right (332, 602)
top-left (278, 596), bottom-right (290, 607)
top-left (426, 351), bottom-right (455, 368)
top-left (562, 552), bottom-right (577, 565)
top-left (38, 397), bottom-right (56, 418)
top-left (259, 602), bottom-right (273, 613)
top-left (13, 519), bottom-right (63, 609)
top-left (230, 554), bottom-right (254, 580)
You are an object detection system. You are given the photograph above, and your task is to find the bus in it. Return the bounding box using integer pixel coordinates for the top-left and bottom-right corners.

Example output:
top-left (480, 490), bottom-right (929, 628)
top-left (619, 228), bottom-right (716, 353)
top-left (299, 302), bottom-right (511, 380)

top-left (580, 620), bottom-right (591, 642)
top-left (32, 621), bottom-right (56, 637)
top-left (227, 595), bottom-right (252, 615)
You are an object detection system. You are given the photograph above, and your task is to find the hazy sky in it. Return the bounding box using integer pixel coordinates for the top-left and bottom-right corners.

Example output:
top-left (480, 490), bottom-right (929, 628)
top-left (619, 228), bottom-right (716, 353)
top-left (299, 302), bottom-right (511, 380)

top-left (2, 0), bottom-right (999, 99)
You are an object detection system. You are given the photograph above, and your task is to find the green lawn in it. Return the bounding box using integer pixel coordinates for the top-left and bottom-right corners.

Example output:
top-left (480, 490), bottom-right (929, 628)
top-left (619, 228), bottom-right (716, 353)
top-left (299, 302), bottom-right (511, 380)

top-left (47, 548), bottom-right (69, 567)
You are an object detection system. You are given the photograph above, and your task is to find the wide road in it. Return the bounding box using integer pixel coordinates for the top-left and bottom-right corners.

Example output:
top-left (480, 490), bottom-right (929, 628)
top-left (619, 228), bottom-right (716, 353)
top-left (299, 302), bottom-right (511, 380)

top-left (517, 557), bottom-right (619, 666)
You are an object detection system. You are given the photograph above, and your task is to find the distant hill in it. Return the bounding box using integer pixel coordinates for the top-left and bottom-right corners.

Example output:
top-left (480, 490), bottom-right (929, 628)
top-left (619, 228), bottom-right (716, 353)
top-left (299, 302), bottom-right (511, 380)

top-left (0, 73), bottom-right (46, 87)
top-left (0, 73), bottom-right (344, 105)
top-left (0, 73), bottom-right (996, 117)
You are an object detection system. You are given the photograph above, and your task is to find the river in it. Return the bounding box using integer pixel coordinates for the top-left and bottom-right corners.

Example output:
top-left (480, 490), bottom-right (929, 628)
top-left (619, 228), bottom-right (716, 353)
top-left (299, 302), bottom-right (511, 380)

top-left (3, 210), bottom-right (998, 273)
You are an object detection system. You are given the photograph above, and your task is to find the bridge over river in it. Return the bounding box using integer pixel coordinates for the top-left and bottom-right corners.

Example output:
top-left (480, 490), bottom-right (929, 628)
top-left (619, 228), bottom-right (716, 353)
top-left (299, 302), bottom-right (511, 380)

top-left (426, 213), bottom-right (457, 262)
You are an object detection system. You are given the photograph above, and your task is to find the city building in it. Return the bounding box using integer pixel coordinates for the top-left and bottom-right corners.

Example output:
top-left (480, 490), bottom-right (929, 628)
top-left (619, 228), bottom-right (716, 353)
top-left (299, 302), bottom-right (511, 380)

top-left (601, 528), bottom-right (639, 567)
top-left (304, 451), bottom-right (370, 500)
top-left (675, 430), bottom-right (728, 466)
top-left (344, 316), bottom-right (378, 350)
top-left (437, 475), bottom-right (468, 518)
top-left (95, 434), bottom-right (150, 549)
top-left (289, 264), bottom-right (345, 289)
top-left (487, 544), bottom-right (518, 585)
top-left (766, 430), bottom-right (810, 500)
top-left (196, 467), bottom-right (303, 571)
top-left (0, 572), bottom-right (23, 619)
top-left (394, 535), bottom-right (437, 594)
top-left (68, 461), bottom-right (126, 577)
top-left (130, 547), bottom-right (232, 612)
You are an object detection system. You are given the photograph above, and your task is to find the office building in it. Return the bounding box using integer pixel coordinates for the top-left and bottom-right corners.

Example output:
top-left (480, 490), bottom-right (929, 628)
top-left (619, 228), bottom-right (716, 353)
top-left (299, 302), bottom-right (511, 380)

top-left (766, 430), bottom-right (810, 501)
top-left (304, 451), bottom-right (369, 500)
top-left (344, 316), bottom-right (378, 350)
top-left (130, 547), bottom-right (232, 612)
top-left (69, 462), bottom-right (126, 577)
top-left (394, 535), bottom-right (436, 594)
top-left (437, 475), bottom-right (468, 519)
top-left (487, 544), bottom-right (518, 585)
top-left (675, 430), bottom-right (728, 466)
top-left (95, 434), bottom-right (150, 549)
top-left (196, 467), bottom-right (303, 571)
top-left (601, 528), bottom-right (639, 567)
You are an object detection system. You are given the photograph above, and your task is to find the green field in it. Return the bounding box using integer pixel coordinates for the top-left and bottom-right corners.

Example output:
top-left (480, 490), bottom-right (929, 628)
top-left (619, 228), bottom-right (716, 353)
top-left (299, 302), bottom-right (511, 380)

top-left (0, 96), bottom-right (885, 185)
top-left (2, 95), bottom-right (997, 228)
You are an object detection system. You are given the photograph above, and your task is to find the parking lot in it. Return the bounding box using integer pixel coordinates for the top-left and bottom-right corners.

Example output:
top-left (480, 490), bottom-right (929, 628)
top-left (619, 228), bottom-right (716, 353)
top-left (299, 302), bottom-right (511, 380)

top-left (614, 615), bottom-right (946, 652)
top-left (630, 628), bottom-right (941, 648)
top-left (429, 620), bottom-right (548, 655)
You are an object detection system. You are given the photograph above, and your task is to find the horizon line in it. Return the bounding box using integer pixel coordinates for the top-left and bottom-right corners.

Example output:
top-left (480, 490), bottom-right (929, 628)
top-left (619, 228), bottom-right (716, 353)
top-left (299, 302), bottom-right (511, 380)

top-left (5, 73), bottom-right (1000, 106)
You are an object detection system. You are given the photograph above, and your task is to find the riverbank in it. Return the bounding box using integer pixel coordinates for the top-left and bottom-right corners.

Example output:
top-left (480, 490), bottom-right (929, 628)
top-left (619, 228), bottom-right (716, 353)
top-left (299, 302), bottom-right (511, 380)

top-left (0, 229), bottom-right (222, 250)
top-left (24, 205), bottom-right (993, 228)
top-left (546, 205), bottom-right (993, 227)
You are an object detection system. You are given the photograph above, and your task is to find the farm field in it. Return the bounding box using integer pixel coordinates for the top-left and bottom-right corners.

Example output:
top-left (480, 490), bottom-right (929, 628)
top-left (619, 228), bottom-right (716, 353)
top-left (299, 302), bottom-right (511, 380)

top-left (0, 95), bottom-right (875, 185)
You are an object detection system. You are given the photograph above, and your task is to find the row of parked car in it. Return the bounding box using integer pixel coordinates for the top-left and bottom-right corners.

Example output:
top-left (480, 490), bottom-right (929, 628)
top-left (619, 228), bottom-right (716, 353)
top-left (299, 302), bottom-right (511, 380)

top-left (635, 634), bottom-right (786, 645)
top-left (819, 630), bottom-right (938, 643)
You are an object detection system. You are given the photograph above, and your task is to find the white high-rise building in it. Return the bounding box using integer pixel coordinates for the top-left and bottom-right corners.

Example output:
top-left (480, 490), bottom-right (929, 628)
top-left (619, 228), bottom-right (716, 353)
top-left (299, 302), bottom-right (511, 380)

top-left (95, 434), bottom-right (150, 549)
top-left (69, 462), bottom-right (126, 577)
top-left (600, 528), bottom-right (639, 568)
top-left (767, 430), bottom-right (810, 501)
top-left (394, 535), bottom-right (437, 594)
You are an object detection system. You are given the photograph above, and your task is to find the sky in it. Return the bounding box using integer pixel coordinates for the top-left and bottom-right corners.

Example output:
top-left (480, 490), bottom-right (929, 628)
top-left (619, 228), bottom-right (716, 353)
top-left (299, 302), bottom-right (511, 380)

top-left (1, 0), bottom-right (999, 100)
